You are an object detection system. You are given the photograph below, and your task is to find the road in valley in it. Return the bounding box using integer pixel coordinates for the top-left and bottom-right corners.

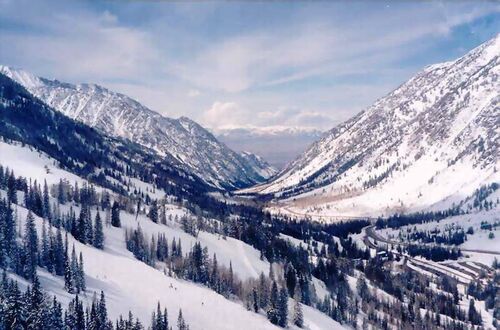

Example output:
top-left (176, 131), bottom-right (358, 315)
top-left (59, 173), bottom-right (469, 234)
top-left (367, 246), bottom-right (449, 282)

top-left (364, 225), bottom-right (500, 256)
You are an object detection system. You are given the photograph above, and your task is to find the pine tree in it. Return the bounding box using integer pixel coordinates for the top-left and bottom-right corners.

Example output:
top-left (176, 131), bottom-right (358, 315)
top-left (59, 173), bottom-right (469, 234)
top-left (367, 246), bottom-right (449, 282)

top-left (54, 226), bottom-right (65, 276)
top-left (252, 287), bottom-right (259, 313)
top-left (3, 280), bottom-right (23, 328)
top-left (111, 202), bottom-right (121, 228)
top-left (43, 179), bottom-right (51, 220)
top-left (41, 220), bottom-right (51, 270)
top-left (228, 261), bottom-right (234, 293)
top-left (26, 275), bottom-right (46, 328)
top-left (149, 200), bottom-right (159, 223)
top-left (76, 251), bottom-right (86, 293)
top-left (23, 211), bottom-right (39, 281)
top-left (64, 235), bottom-right (73, 293)
top-left (278, 287), bottom-right (288, 327)
top-left (285, 264), bottom-right (297, 297)
top-left (2, 200), bottom-right (16, 266)
top-left (177, 309), bottom-right (187, 330)
top-left (98, 291), bottom-right (109, 329)
top-left (293, 298), bottom-right (304, 328)
top-left (66, 295), bottom-right (85, 330)
top-left (57, 179), bottom-right (66, 205)
top-left (210, 253), bottom-right (219, 291)
top-left (93, 211), bottom-right (104, 249)
top-left (259, 272), bottom-right (269, 309)
top-left (7, 171), bottom-right (17, 204)
top-left (49, 296), bottom-right (64, 329)
top-left (267, 281), bottom-right (279, 325)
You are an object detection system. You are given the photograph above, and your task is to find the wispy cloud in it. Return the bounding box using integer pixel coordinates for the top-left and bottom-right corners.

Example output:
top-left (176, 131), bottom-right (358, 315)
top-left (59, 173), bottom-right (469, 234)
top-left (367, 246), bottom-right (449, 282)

top-left (0, 0), bottom-right (498, 131)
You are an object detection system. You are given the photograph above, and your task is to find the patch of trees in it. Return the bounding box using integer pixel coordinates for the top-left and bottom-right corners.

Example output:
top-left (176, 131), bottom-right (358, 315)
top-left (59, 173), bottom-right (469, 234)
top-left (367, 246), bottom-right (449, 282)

top-left (125, 225), bottom-right (307, 328)
top-left (376, 207), bottom-right (462, 229)
top-left (406, 228), bottom-right (467, 245)
top-left (0, 198), bottom-right (87, 293)
top-left (405, 244), bottom-right (461, 261)
top-left (0, 271), bottom-right (190, 330)
top-left (359, 259), bottom-right (472, 329)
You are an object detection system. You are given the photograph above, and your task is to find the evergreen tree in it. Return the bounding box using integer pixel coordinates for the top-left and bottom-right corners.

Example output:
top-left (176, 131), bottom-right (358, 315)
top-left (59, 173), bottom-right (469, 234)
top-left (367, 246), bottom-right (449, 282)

top-left (66, 295), bottom-right (85, 330)
top-left (259, 272), bottom-right (269, 309)
top-left (149, 200), bottom-right (159, 223)
top-left (54, 226), bottom-right (65, 276)
top-left (285, 264), bottom-right (297, 297)
top-left (40, 220), bottom-right (51, 271)
top-left (293, 298), bottom-right (304, 328)
top-left (210, 253), bottom-right (219, 291)
top-left (48, 296), bottom-right (65, 330)
top-left (23, 211), bottom-right (39, 281)
top-left (93, 211), bottom-right (105, 249)
top-left (7, 171), bottom-right (17, 204)
top-left (57, 179), bottom-right (66, 205)
top-left (278, 287), bottom-right (288, 327)
top-left (468, 299), bottom-right (482, 325)
top-left (267, 281), bottom-right (279, 325)
top-left (3, 280), bottom-right (23, 328)
top-left (252, 287), bottom-right (259, 313)
top-left (26, 275), bottom-right (46, 328)
top-left (111, 201), bottom-right (121, 228)
top-left (43, 179), bottom-right (51, 220)
top-left (64, 235), bottom-right (73, 293)
top-left (177, 309), bottom-right (187, 330)
top-left (77, 251), bottom-right (86, 293)
top-left (98, 291), bottom-right (109, 330)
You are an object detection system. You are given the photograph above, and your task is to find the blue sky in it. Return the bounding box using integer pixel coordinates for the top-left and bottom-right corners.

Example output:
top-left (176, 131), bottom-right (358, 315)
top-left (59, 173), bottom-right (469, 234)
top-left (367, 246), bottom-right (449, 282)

top-left (0, 0), bottom-right (498, 131)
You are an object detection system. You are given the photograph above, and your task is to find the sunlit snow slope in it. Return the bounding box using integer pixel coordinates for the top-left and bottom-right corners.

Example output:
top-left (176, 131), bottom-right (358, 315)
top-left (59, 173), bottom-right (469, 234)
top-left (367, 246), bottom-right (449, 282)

top-left (247, 34), bottom-right (499, 218)
top-left (0, 140), bottom-right (344, 330)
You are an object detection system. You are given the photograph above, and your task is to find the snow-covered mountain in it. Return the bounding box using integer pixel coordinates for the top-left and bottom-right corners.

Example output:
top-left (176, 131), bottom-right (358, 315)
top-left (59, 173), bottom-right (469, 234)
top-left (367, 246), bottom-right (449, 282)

top-left (239, 151), bottom-right (278, 179)
top-left (247, 34), bottom-right (500, 217)
top-left (216, 126), bottom-right (323, 169)
top-left (0, 65), bottom-right (274, 190)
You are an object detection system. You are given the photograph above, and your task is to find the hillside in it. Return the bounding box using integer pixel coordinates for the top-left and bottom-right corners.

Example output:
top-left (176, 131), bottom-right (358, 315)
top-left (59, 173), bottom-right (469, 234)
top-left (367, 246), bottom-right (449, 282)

top-left (0, 140), bottom-right (343, 330)
top-left (0, 66), bottom-right (275, 190)
top-left (246, 34), bottom-right (500, 218)
top-left (0, 72), bottom-right (347, 328)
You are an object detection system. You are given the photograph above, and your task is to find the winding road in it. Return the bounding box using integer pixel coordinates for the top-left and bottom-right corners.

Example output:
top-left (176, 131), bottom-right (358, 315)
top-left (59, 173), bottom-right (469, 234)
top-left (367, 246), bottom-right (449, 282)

top-left (364, 225), bottom-right (500, 256)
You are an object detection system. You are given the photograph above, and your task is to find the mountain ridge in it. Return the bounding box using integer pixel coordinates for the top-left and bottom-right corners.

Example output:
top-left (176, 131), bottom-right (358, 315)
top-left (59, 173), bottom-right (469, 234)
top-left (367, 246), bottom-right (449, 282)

top-left (0, 65), bottom-right (276, 190)
top-left (246, 34), bottom-right (499, 217)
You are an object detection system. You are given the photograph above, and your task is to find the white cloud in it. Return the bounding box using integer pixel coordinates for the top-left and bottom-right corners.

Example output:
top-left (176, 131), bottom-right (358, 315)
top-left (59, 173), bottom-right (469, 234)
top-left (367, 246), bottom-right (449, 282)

top-left (0, 4), bottom-right (158, 83)
top-left (202, 101), bottom-right (336, 131)
top-left (166, 3), bottom-right (499, 93)
top-left (1, 0), bottom-right (497, 133)
top-left (202, 101), bottom-right (246, 128)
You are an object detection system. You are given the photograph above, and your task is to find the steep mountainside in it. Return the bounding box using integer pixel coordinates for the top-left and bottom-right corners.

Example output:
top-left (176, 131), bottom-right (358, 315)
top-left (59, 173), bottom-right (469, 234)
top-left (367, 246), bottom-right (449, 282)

top-left (0, 66), bottom-right (274, 190)
top-left (0, 72), bottom-right (217, 202)
top-left (247, 34), bottom-right (499, 217)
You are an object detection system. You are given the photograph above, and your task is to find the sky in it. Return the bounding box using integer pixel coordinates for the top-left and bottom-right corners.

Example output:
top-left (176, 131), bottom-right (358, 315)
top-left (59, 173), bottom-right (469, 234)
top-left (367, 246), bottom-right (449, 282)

top-left (0, 0), bottom-right (499, 132)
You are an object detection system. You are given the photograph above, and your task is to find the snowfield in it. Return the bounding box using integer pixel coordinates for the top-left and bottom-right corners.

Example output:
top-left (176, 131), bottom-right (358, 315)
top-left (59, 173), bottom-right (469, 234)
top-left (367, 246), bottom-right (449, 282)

top-left (0, 140), bottom-right (345, 329)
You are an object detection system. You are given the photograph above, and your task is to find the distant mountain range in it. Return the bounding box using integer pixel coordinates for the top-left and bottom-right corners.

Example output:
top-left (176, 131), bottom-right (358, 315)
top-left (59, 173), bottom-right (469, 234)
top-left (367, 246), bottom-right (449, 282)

top-left (0, 66), bottom-right (275, 190)
top-left (246, 34), bottom-right (499, 217)
top-left (216, 126), bottom-right (323, 169)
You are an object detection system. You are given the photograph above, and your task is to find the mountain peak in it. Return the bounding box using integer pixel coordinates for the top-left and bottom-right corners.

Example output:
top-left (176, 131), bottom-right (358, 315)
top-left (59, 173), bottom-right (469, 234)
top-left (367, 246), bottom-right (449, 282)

top-left (3, 66), bottom-right (276, 189)
top-left (250, 35), bottom-right (499, 217)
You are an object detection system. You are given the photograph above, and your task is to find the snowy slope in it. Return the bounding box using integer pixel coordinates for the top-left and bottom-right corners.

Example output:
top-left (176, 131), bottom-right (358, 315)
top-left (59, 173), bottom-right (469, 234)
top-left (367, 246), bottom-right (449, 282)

top-left (0, 139), bottom-right (345, 329)
top-left (247, 34), bottom-right (500, 218)
top-left (0, 66), bottom-right (274, 190)
top-left (239, 151), bottom-right (277, 179)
